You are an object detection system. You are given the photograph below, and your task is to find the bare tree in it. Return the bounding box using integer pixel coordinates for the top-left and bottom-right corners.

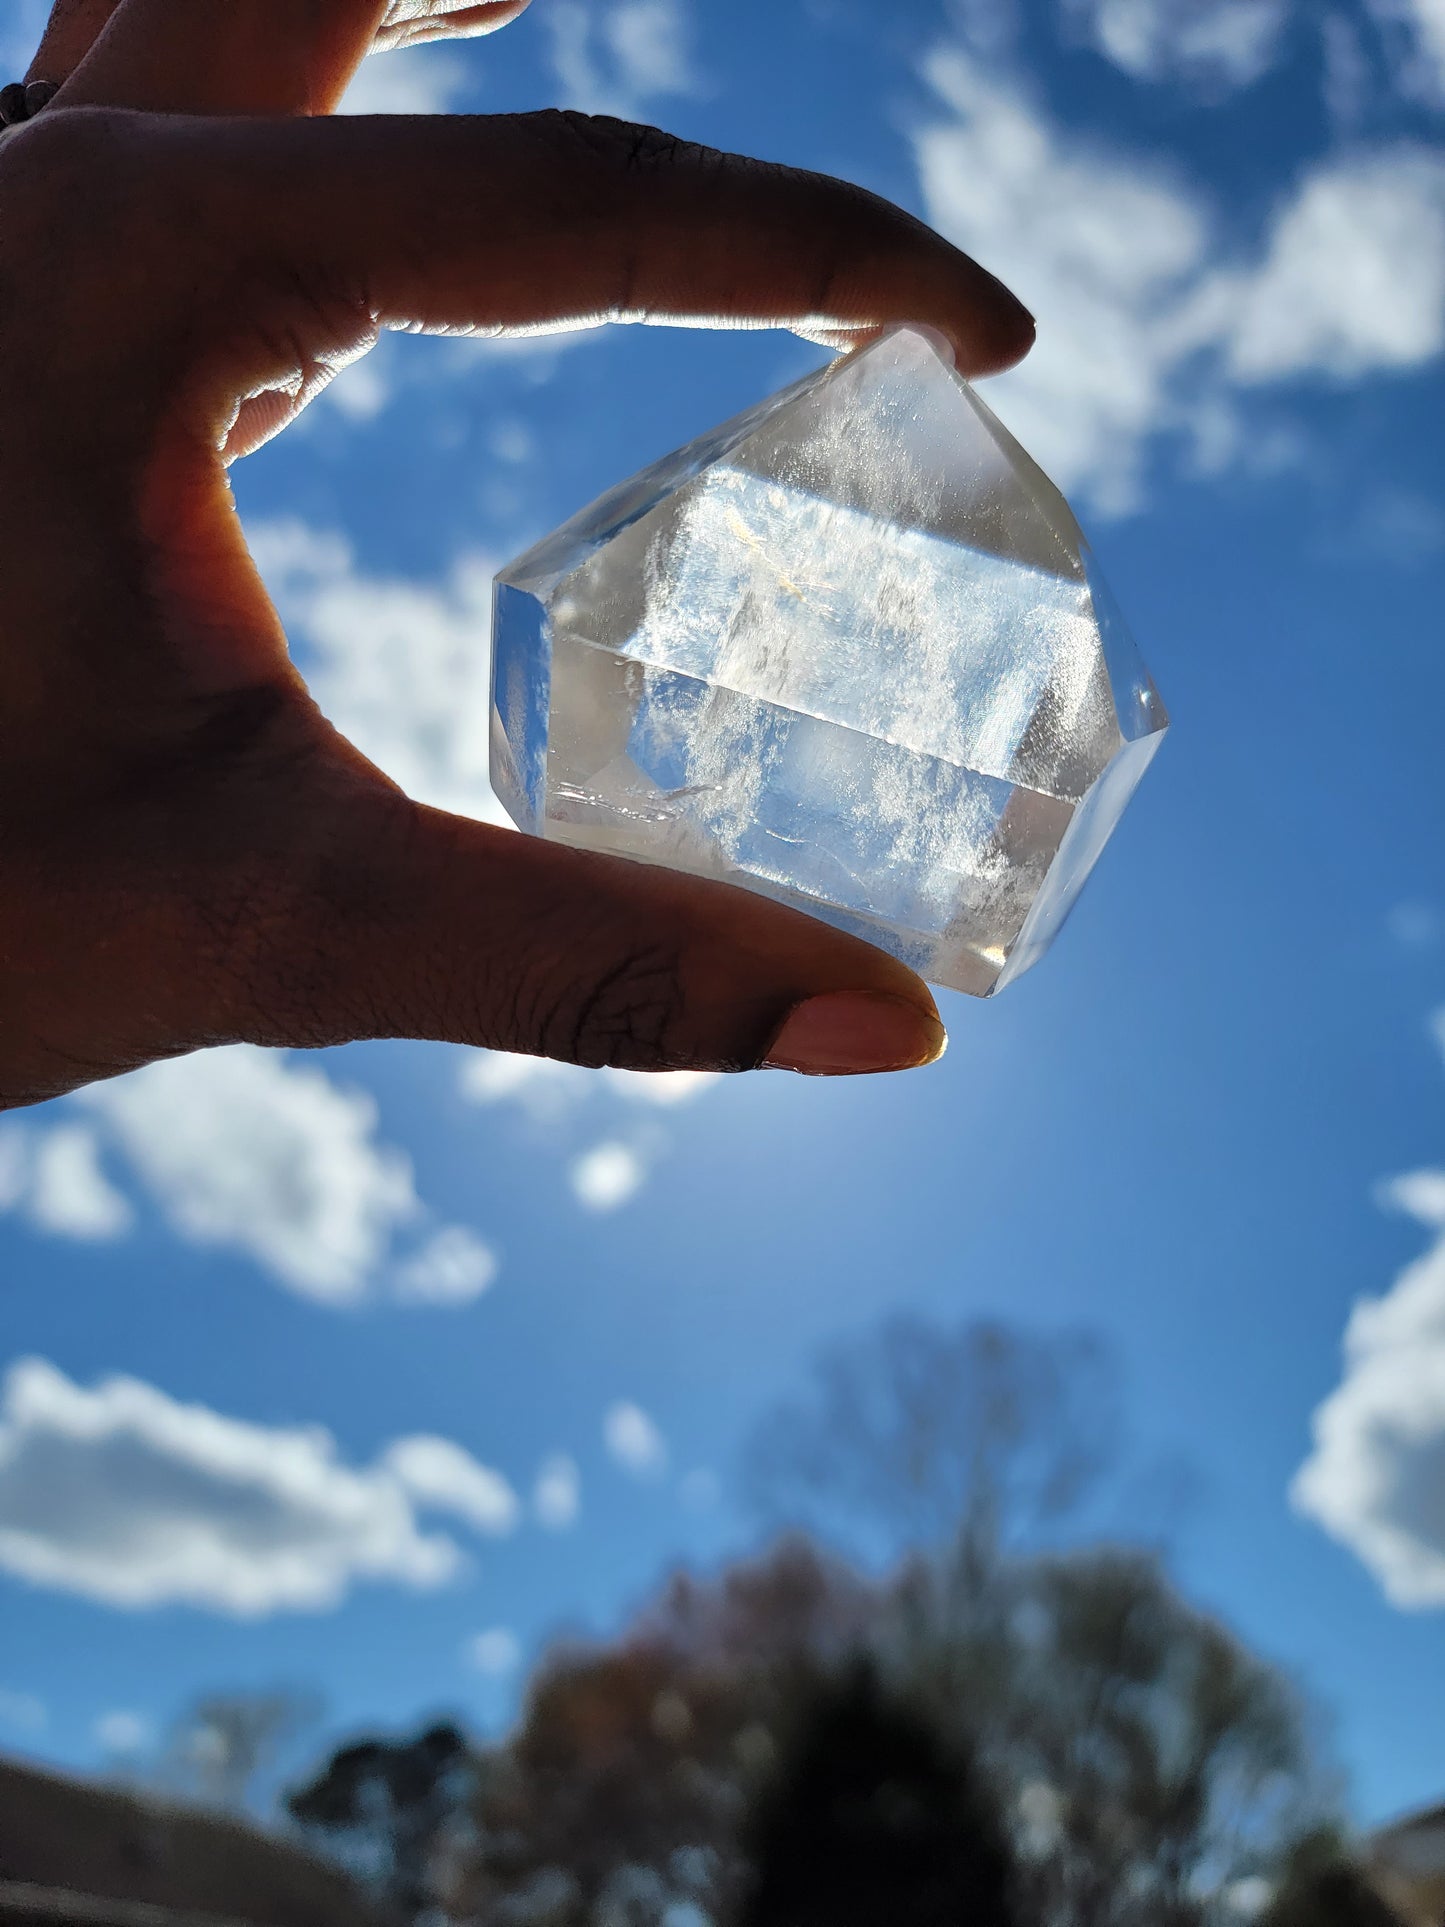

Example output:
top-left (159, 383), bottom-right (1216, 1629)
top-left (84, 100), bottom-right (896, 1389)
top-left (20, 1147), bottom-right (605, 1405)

top-left (744, 1315), bottom-right (1121, 1579)
top-left (997, 1550), bottom-right (1329, 1927)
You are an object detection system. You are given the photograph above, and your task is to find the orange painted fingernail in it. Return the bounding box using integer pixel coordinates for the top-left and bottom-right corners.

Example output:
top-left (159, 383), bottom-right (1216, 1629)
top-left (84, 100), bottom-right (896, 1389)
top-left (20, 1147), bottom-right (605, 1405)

top-left (764, 991), bottom-right (947, 1077)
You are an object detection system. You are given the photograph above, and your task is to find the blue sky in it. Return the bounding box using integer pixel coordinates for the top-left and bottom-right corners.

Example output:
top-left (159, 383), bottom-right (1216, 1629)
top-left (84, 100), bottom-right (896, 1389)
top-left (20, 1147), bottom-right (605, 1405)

top-left (2, 0), bottom-right (1444, 1830)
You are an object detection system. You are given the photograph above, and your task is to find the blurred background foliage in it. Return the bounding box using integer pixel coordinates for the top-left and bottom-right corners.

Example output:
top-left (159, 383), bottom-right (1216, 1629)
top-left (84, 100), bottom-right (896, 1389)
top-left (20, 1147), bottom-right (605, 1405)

top-left (108, 1315), bottom-right (1406, 1927)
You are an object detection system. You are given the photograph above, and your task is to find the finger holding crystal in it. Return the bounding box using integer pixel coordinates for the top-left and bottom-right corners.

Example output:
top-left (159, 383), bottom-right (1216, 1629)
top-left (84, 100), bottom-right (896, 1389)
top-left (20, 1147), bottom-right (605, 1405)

top-left (149, 108), bottom-right (1034, 422)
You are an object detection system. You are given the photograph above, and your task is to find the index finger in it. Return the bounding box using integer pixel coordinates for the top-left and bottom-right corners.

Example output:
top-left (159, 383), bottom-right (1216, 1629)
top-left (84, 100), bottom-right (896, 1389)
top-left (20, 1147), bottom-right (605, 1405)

top-left (170, 110), bottom-right (1036, 378)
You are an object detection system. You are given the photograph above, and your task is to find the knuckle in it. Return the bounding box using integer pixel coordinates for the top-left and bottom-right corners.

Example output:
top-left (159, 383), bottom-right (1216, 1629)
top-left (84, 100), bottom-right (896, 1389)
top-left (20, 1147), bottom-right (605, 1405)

top-left (535, 941), bottom-right (688, 1071)
top-left (222, 269), bottom-right (379, 395)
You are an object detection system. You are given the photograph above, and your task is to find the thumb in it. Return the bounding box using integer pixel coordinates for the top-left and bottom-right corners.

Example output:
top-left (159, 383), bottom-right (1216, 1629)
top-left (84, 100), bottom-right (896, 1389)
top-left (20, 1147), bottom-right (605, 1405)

top-left (263, 794), bottom-right (947, 1078)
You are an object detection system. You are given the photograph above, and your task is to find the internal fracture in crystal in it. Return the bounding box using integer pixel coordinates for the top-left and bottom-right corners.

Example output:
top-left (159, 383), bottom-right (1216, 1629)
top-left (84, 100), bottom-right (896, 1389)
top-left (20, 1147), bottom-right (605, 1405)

top-left (490, 325), bottom-right (1167, 996)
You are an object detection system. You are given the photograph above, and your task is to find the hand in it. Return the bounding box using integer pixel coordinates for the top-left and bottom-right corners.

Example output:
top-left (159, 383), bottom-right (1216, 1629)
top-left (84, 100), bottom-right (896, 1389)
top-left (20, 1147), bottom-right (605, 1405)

top-left (0, 0), bottom-right (1034, 1112)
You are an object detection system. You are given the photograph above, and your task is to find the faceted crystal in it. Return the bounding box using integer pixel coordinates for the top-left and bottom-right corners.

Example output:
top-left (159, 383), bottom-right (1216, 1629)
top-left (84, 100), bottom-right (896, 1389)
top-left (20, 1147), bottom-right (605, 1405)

top-left (490, 325), bottom-right (1167, 996)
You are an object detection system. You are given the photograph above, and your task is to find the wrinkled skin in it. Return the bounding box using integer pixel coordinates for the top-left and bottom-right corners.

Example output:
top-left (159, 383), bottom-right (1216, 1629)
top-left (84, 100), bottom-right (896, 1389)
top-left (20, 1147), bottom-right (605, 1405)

top-left (0, 0), bottom-right (1034, 1111)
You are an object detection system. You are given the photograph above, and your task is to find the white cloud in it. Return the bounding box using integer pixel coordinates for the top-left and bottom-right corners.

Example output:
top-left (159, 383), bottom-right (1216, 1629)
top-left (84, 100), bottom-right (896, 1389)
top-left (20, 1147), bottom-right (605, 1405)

top-left (914, 47), bottom-right (1445, 510)
top-left (94, 1710), bottom-right (151, 1756)
top-left (26, 1128), bottom-right (134, 1242)
top-left (571, 1141), bottom-right (647, 1211)
top-left (604, 1400), bottom-right (669, 1477)
top-left (320, 351), bottom-right (393, 424)
top-left (547, 0), bottom-right (698, 120)
top-left (467, 1626), bottom-right (523, 1676)
top-left (0, 1125), bottom-right (132, 1244)
top-left (1292, 1168), bottom-right (1445, 1607)
top-left (460, 1049), bottom-right (717, 1121)
top-left (915, 46), bottom-right (1215, 511)
top-left (250, 519), bottom-right (504, 826)
top-left (601, 1068), bottom-right (722, 1107)
top-left (1064, 0), bottom-right (1290, 90)
top-left (604, 0), bottom-right (697, 95)
top-left (459, 1050), bottom-right (718, 1205)
top-left (460, 1051), bottom-right (596, 1122)
top-left (489, 417), bottom-right (539, 465)
top-left (74, 1046), bottom-right (418, 1306)
top-left (0, 1359), bottom-right (461, 1616)
top-left (338, 43), bottom-right (470, 115)
top-left (0, 1132), bottom-right (22, 1213)
top-left (1226, 150), bottom-right (1445, 382)
top-left (1366, 0), bottom-right (1445, 103)
top-left (382, 1434), bottom-right (520, 1535)
top-left (394, 1226), bottom-right (499, 1306)
top-left (0, 1686), bottom-right (46, 1734)
top-left (1432, 1005), bottom-right (1445, 1064)
top-left (534, 1452), bottom-right (581, 1530)
top-left (4, 1045), bottom-right (497, 1311)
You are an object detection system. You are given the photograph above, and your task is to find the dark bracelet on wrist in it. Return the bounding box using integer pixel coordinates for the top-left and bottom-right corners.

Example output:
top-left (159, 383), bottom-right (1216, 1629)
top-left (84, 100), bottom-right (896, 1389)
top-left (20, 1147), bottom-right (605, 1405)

top-left (0, 80), bottom-right (60, 128)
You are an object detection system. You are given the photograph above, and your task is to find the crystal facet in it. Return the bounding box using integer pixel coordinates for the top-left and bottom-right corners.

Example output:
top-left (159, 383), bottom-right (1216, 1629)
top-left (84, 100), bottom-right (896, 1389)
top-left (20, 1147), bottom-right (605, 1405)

top-left (490, 325), bottom-right (1168, 996)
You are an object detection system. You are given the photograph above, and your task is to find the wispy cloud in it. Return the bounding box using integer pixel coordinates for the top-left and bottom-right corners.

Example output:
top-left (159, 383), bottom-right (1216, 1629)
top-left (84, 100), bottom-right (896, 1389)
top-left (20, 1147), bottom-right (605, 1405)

top-left (94, 1710), bottom-right (151, 1756)
top-left (1062, 0), bottom-right (1291, 91)
top-left (460, 1052), bottom-right (718, 1120)
top-left (394, 1225), bottom-right (499, 1306)
top-left (0, 1126), bottom-right (133, 1245)
top-left (382, 1434), bottom-right (520, 1536)
top-left (461, 1049), bottom-right (719, 1208)
top-left (1366, 0), bottom-right (1445, 104)
top-left (547, 0), bottom-right (699, 120)
top-left (1292, 1017), bottom-right (1445, 1608)
top-left (603, 1400), bottom-right (670, 1477)
top-left (338, 43), bottom-right (471, 116)
top-left (1224, 149), bottom-right (1445, 381)
top-left (533, 1452), bottom-right (582, 1530)
top-left (467, 1626), bottom-right (523, 1676)
top-left (914, 45), bottom-right (1445, 510)
top-left (1063, 0), bottom-right (1445, 107)
top-left (571, 1142), bottom-right (648, 1212)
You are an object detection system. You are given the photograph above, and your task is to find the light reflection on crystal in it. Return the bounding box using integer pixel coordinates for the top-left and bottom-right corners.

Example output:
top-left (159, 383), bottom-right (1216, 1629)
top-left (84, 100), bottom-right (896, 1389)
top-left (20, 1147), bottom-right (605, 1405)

top-left (491, 325), bottom-right (1168, 996)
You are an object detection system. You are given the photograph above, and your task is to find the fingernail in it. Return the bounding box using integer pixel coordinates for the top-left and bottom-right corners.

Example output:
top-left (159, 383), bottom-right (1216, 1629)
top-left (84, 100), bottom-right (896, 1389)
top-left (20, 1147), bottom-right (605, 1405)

top-left (764, 991), bottom-right (947, 1077)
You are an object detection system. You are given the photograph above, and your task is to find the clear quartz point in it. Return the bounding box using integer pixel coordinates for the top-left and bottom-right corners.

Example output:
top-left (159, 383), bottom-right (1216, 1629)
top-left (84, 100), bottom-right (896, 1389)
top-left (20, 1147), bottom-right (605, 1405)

top-left (490, 324), bottom-right (1168, 996)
